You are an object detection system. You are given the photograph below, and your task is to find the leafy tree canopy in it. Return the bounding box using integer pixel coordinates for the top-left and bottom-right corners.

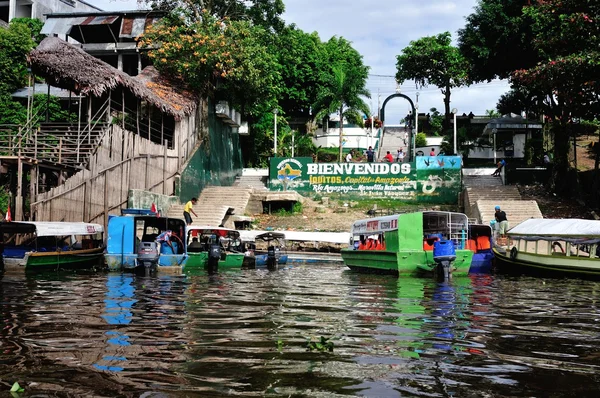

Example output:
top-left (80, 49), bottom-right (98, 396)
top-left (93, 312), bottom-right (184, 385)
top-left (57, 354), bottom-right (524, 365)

top-left (396, 32), bottom-right (469, 130)
top-left (0, 18), bottom-right (40, 95)
top-left (140, 0), bottom-right (285, 32)
top-left (458, 0), bottom-right (537, 82)
top-left (139, 10), bottom-right (278, 113)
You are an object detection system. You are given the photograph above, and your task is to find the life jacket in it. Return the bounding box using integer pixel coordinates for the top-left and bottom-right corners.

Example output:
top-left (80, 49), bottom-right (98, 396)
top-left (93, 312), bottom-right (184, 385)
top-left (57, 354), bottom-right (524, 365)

top-left (374, 240), bottom-right (383, 250)
top-left (477, 236), bottom-right (491, 250)
top-left (466, 239), bottom-right (478, 252)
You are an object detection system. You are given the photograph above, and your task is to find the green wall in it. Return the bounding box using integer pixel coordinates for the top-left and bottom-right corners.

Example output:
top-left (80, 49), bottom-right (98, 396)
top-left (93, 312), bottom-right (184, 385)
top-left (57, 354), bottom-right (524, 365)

top-left (178, 98), bottom-right (243, 201)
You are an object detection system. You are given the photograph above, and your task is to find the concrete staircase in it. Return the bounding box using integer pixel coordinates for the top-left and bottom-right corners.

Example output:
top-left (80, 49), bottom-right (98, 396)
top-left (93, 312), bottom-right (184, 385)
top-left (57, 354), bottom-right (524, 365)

top-left (476, 199), bottom-right (543, 228)
top-left (167, 186), bottom-right (253, 227)
top-left (463, 168), bottom-right (543, 227)
top-left (234, 175), bottom-right (268, 190)
top-left (379, 126), bottom-right (409, 161)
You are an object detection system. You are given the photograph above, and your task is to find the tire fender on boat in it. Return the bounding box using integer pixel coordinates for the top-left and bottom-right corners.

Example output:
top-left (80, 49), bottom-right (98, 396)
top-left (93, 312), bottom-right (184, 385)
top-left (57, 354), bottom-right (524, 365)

top-left (510, 247), bottom-right (518, 261)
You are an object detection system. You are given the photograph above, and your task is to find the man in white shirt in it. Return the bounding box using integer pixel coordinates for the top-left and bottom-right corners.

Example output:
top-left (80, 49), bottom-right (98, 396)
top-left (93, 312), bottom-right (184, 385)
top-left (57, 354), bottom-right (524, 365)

top-left (345, 152), bottom-right (352, 162)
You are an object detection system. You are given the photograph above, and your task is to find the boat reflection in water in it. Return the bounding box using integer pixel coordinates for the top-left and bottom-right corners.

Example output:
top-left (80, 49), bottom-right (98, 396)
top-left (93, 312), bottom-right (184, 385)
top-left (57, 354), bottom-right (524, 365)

top-left (94, 274), bottom-right (137, 372)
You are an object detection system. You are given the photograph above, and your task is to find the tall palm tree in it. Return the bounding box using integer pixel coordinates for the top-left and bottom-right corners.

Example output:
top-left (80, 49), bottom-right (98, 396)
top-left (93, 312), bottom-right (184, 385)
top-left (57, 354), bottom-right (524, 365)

top-left (313, 63), bottom-right (371, 162)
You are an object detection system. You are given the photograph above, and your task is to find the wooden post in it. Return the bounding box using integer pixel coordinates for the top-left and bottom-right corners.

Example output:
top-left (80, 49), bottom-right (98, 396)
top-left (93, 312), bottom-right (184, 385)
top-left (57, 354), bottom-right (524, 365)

top-left (136, 99), bottom-right (140, 136)
top-left (148, 106), bottom-right (152, 140)
top-left (29, 165), bottom-right (36, 220)
top-left (58, 137), bottom-right (62, 164)
top-left (104, 169), bottom-right (109, 229)
top-left (46, 84), bottom-right (50, 122)
top-left (145, 153), bottom-right (150, 189)
top-left (121, 91), bottom-right (125, 130)
top-left (88, 96), bottom-right (92, 145)
top-left (163, 139), bottom-right (168, 195)
top-left (16, 151), bottom-right (23, 221)
top-left (83, 180), bottom-right (88, 222)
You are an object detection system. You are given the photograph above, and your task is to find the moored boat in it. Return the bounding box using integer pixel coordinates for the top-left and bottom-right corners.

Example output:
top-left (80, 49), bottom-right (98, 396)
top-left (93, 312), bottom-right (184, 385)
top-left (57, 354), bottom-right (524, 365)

top-left (1, 221), bottom-right (105, 272)
top-left (341, 211), bottom-right (473, 278)
top-left (493, 218), bottom-right (600, 278)
top-left (242, 231), bottom-right (288, 268)
top-left (184, 226), bottom-right (245, 270)
top-left (105, 209), bottom-right (187, 272)
top-left (467, 223), bottom-right (494, 273)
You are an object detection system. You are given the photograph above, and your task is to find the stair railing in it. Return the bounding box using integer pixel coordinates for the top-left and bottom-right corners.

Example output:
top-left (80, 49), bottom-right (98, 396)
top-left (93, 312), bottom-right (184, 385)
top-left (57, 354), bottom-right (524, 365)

top-left (77, 97), bottom-right (110, 164)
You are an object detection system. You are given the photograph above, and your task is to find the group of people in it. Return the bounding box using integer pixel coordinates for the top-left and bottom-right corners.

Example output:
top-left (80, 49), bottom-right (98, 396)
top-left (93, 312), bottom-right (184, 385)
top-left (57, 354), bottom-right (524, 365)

top-left (356, 236), bottom-right (386, 251)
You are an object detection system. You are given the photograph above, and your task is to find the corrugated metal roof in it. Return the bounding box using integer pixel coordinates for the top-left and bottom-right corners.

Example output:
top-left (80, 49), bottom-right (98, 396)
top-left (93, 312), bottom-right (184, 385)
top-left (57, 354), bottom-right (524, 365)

top-left (40, 16), bottom-right (87, 35)
top-left (120, 16), bottom-right (150, 38)
top-left (12, 83), bottom-right (74, 99)
top-left (80, 15), bottom-right (119, 25)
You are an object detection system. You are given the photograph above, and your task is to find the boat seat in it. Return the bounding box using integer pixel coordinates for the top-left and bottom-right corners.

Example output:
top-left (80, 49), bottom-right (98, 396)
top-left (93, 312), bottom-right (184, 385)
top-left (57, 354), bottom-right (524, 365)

top-left (142, 234), bottom-right (159, 242)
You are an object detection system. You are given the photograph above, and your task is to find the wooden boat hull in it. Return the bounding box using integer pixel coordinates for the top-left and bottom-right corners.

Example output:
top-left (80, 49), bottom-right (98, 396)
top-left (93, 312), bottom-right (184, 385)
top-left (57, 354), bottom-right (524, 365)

top-left (493, 247), bottom-right (600, 278)
top-left (4, 248), bottom-right (105, 272)
top-left (184, 252), bottom-right (245, 269)
top-left (341, 249), bottom-right (473, 277)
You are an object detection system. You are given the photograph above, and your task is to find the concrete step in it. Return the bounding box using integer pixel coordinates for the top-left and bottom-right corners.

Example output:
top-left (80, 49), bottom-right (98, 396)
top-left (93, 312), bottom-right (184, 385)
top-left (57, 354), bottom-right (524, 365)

top-left (234, 175), bottom-right (268, 190)
top-left (167, 186), bottom-right (253, 227)
top-left (476, 199), bottom-right (543, 227)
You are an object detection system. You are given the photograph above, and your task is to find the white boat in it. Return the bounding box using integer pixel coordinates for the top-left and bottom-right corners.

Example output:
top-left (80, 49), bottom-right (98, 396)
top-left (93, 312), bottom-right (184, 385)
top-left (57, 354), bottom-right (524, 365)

top-left (493, 218), bottom-right (600, 278)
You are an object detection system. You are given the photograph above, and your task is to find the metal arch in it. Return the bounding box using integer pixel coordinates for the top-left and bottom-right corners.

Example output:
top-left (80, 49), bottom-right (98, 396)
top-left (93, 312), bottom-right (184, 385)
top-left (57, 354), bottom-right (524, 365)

top-left (380, 93), bottom-right (416, 124)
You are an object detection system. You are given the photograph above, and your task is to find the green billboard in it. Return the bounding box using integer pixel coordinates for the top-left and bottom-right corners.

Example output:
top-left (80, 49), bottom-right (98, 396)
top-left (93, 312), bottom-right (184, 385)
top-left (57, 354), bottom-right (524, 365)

top-left (269, 156), bottom-right (462, 203)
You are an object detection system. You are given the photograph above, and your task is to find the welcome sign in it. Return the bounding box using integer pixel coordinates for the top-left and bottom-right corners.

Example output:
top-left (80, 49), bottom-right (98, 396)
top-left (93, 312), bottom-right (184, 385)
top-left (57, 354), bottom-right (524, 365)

top-left (269, 156), bottom-right (462, 203)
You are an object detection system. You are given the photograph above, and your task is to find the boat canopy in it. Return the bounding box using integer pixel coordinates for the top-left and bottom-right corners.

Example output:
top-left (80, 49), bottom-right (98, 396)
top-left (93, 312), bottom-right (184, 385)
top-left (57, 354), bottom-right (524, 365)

top-left (0, 221), bottom-right (103, 236)
top-left (508, 218), bottom-right (600, 243)
top-left (255, 232), bottom-right (286, 241)
top-left (186, 226), bottom-right (240, 238)
top-left (351, 215), bottom-right (399, 235)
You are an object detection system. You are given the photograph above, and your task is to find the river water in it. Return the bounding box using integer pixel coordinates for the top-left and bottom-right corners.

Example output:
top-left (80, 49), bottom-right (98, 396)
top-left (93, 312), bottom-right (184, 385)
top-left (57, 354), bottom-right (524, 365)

top-left (1, 263), bottom-right (600, 397)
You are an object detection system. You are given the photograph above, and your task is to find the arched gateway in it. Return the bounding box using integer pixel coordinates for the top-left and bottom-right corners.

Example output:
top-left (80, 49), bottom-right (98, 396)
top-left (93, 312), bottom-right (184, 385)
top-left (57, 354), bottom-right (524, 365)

top-left (379, 93), bottom-right (417, 160)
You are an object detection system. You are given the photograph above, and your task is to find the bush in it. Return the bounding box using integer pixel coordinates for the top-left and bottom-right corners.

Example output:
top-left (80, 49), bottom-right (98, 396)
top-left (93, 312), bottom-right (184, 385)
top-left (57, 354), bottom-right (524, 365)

top-left (415, 132), bottom-right (427, 148)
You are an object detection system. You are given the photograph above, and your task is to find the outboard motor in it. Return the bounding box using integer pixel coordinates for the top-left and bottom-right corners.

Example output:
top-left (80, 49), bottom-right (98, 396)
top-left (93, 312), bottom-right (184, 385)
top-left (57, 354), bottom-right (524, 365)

top-left (137, 241), bottom-right (160, 272)
top-left (433, 240), bottom-right (456, 281)
top-left (266, 245), bottom-right (277, 269)
top-left (207, 244), bottom-right (222, 272)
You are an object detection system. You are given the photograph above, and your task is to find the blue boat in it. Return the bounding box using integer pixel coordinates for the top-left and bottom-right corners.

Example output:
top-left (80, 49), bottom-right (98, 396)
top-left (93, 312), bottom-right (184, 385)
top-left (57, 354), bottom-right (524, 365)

top-left (467, 224), bottom-right (493, 273)
top-left (242, 232), bottom-right (288, 268)
top-left (105, 209), bottom-right (187, 271)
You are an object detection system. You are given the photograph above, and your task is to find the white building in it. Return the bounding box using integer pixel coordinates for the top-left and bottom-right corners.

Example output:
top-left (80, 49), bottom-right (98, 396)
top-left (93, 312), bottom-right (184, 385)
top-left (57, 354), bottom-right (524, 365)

top-left (1, 0), bottom-right (100, 24)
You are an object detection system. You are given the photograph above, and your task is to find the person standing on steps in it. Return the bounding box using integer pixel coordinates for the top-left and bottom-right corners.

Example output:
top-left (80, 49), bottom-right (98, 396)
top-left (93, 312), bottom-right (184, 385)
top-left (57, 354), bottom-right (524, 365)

top-left (494, 205), bottom-right (509, 239)
top-left (366, 146), bottom-right (375, 163)
top-left (183, 197), bottom-right (198, 226)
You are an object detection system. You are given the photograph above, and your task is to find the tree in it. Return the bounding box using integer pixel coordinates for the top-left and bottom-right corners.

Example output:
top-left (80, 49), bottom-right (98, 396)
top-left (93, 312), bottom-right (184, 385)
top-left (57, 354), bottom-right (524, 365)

top-left (458, 0), bottom-right (537, 82)
top-left (140, 0), bottom-right (285, 32)
top-left (459, 0), bottom-right (600, 195)
top-left (396, 32), bottom-right (469, 130)
top-left (496, 86), bottom-right (540, 118)
top-left (274, 26), bottom-right (328, 119)
top-left (139, 11), bottom-right (278, 112)
top-left (312, 37), bottom-right (370, 162)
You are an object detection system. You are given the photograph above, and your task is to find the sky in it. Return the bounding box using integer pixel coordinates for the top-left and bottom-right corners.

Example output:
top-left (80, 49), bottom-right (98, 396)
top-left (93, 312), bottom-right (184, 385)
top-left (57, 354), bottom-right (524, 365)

top-left (95, 0), bottom-right (510, 123)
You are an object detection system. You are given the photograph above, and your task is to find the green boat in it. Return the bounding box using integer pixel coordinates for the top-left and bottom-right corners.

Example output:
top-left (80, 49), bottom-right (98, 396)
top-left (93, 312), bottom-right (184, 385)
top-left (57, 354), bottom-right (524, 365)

top-left (341, 211), bottom-right (473, 277)
top-left (1, 221), bottom-right (105, 272)
top-left (183, 226), bottom-right (245, 270)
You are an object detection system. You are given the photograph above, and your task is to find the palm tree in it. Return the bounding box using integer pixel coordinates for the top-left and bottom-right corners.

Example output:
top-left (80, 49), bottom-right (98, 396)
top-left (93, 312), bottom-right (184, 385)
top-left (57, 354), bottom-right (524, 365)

top-left (313, 63), bottom-right (371, 162)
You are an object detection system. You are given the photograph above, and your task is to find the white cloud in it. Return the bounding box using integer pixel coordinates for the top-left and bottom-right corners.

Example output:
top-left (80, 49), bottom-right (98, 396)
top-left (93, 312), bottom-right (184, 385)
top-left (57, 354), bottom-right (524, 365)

top-left (92, 0), bottom-right (510, 121)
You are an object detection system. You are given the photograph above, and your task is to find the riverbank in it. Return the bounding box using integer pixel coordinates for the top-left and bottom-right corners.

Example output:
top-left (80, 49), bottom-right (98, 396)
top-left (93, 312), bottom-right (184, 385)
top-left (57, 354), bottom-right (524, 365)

top-left (251, 183), bottom-right (597, 236)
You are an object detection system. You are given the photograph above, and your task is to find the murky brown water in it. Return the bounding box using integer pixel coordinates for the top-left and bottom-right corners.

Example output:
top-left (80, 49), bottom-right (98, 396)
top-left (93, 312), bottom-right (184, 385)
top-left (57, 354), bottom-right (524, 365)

top-left (1, 264), bottom-right (600, 397)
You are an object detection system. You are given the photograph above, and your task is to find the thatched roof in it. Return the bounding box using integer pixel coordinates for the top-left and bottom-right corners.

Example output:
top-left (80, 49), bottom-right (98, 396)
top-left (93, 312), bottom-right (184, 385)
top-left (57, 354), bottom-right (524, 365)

top-left (28, 37), bottom-right (197, 120)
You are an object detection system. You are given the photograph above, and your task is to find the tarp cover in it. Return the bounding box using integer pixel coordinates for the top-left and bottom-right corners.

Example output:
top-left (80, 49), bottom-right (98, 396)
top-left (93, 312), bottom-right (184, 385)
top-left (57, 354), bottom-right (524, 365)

top-left (509, 218), bottom-right (600, 238)
top-left (3, 222), bottom-right (103, 237)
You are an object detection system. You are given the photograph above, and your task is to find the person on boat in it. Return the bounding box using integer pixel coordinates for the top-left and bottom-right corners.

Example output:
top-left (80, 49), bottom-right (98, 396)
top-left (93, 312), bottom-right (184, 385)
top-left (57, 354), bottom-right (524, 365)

top-left (383, 151), bottom-right (394, 162)
top-left (494, 205), bottom-right (509, 238)
top-left (183, 198), bottom-right (198, 226)
top-left (429, 148), bottom-right (436, 156)
top-left (188, 237), bottom-right (202, 252)
top-left (345, 151), bottom-right (353, 162)
top-left (161, 235), bottom-right (179, 254)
